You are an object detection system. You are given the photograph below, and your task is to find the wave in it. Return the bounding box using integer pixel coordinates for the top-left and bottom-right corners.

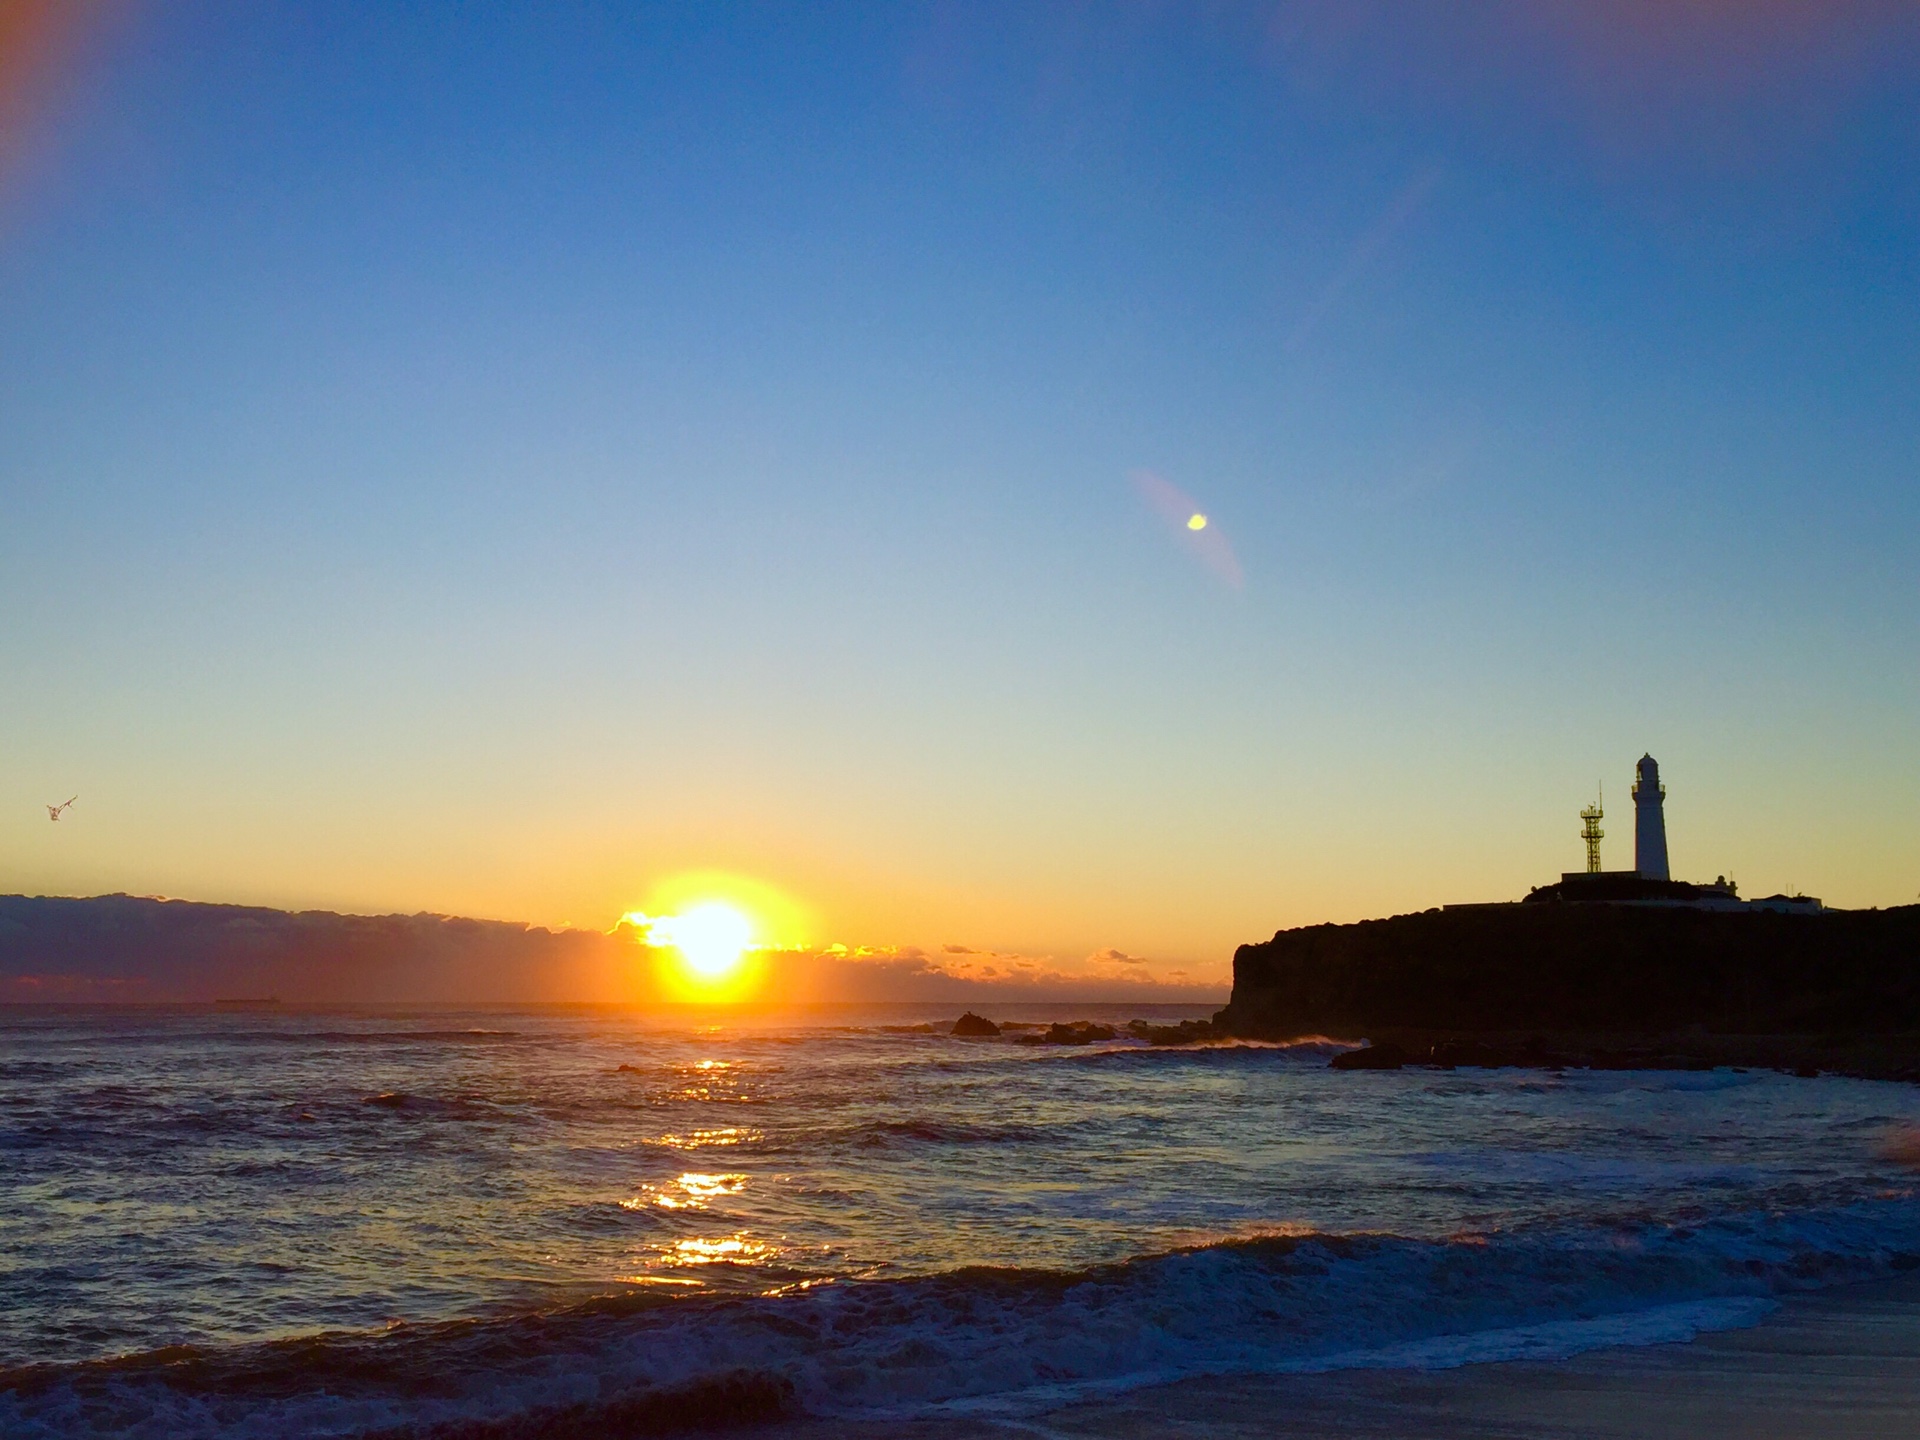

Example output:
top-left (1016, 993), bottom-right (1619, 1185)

top-left (15, 1028), bottom-right (532, 1050)
top-left (848, 1118), bottom-right (1047, 1147)
top-left (5, 1200), bottom-right (1917, 1438)
top-left (1060, 1037), bottom-right (1355, 1065)
top-left (253, 1030), bottom-right (528, 1045)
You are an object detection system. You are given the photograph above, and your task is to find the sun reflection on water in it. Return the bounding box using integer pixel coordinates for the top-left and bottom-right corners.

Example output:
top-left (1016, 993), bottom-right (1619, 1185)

top-left (622, 1171), bottom-right (749, 1211)
top-left (647, 1127), bottom-right (760, 1150)
top-left (670, 1235), bottom-right (774, 1265)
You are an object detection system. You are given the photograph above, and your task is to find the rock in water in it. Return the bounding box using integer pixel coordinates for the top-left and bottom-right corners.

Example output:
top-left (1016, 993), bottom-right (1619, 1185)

top-left (1128, 1018), bottom-right (1217, 1045)
top-left (951, 1012), bottom-right (1000, 1037)
top-left (1041, 1021), bottom-right (1117, 1045)
top-left (1329, 1043), bottom-right (1407, 1070)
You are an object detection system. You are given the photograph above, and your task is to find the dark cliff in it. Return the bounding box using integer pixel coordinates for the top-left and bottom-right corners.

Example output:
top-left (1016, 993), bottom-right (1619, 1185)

top-left (1216, 903), bottom-right (1920, 1040)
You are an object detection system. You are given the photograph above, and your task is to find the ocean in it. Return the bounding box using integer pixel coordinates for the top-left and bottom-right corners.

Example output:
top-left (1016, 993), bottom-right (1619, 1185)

top-left (3, 1004), bottom-right (1919, 1437)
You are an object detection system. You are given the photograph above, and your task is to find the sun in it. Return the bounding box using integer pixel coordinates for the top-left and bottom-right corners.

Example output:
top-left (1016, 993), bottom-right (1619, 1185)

top-left (618, 873), bottom-right (811, 1002)
top-left (650, 902), bottom-right (755, 981)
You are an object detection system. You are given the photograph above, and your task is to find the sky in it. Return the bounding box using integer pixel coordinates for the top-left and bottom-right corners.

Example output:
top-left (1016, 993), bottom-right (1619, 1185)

top-left (3, 2), bottom-right (1918, 994)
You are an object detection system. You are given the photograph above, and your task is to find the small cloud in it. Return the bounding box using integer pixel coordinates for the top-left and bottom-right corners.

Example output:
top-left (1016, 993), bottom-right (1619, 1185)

top-left (733, 938), bottom-right (1230, 1003)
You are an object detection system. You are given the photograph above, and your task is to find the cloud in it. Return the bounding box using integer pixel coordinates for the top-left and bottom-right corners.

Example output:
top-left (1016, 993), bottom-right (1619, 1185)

top-left (0, 895), bottom-right (1231, 1005)
top-left (749, 944), bottom-right (1224, 1003)
top-left (0, 893), bottom-right (619, 1003)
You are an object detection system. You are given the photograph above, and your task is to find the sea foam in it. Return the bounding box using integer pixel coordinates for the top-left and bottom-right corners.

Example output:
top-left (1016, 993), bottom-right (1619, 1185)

top-left (5, 1199), bottom-right (1917, 1438)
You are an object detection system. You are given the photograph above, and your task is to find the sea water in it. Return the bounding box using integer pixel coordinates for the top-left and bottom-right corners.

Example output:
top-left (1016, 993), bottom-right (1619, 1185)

top-left (3, 1004), bottom-right (1918, 1436)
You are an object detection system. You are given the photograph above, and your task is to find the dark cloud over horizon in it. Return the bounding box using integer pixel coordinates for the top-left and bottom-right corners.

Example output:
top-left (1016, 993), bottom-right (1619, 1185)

top-left (0, 895), bottom-right (1225, 1005)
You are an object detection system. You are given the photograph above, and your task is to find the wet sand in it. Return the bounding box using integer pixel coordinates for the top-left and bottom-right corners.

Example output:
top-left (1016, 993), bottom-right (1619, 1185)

top-left (779, 1272), bottom-right (1920, 1438)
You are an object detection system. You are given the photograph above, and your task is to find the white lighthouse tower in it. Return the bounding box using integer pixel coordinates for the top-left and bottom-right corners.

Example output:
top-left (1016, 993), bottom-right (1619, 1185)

top-left (1632, 753), bottom-right (1670, 881)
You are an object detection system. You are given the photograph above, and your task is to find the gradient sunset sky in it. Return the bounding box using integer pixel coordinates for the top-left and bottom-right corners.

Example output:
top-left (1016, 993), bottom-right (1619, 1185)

top-left (4, 3), bottom-right (1918, 989)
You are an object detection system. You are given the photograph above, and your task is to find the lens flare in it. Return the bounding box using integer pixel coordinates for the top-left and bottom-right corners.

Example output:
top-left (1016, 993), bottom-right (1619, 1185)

top-left (1132, 470), bottom-right (1243, 589)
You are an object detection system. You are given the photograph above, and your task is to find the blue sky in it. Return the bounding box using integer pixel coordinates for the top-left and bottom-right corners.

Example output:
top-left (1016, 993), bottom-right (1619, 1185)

top-left (3, 3), bottom-right (1918, 984)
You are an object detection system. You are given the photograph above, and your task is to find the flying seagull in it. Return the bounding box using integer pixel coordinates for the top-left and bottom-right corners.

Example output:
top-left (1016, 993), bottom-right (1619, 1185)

top-left (47, 796), bottom-right (76, 821)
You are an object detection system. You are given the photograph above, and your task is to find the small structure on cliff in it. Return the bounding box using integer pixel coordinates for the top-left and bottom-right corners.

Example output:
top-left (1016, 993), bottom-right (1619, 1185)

top-left (1524, 754), bottom-right (1820, 913)
top-left (1215, 754), bottom-right (1871, 1055)
top-left (1579, 789), bottom-right (1604, 874)
top-left (1633, 754), bottom-right (1671, 881)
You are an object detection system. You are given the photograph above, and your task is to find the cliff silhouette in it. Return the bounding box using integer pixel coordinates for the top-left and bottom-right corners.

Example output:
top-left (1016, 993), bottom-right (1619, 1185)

top-left (1216, 903), bottom-right (1920, 1074)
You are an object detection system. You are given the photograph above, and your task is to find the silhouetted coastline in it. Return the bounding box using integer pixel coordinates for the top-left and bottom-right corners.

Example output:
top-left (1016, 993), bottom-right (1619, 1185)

top-left (1215, 903), bottom-right (1920, 1080)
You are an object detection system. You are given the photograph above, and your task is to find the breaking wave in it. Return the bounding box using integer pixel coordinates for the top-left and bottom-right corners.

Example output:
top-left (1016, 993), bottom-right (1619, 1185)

top-left (6, 1198), bottom-right (1917, 1438)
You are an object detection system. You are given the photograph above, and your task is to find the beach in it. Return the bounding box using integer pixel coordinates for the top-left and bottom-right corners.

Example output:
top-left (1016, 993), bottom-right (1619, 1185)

top-left (778, 1272), bottom-right (1920, 1438)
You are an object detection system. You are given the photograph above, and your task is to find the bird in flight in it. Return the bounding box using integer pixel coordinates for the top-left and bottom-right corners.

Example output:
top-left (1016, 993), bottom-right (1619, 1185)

top-left (47, 796), bottom-right (76, 822)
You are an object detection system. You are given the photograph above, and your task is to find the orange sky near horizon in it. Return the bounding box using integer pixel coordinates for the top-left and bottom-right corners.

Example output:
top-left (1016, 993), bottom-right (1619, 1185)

top-left (5, 3), bottom-right (1920, 996)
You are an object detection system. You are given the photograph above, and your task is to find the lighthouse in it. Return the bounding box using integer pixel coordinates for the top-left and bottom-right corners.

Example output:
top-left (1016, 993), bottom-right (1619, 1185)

top-left (1632, 753), bottom-right (1670, 881)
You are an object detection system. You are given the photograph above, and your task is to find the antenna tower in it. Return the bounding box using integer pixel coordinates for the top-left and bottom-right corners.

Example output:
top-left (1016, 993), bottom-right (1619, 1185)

top-left (1580, 786), bottom-right (1604, 874)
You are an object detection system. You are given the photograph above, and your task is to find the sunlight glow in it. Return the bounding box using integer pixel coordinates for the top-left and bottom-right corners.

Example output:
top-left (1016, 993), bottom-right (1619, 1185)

top-left (653, 902), bottom-right (754, 979)
top-left (617, 872), bottom-right (813, 1002)
top-left (621, 900), bottom-right (757, 997)
top-left (1187, 512), bottom-right (1208, 530)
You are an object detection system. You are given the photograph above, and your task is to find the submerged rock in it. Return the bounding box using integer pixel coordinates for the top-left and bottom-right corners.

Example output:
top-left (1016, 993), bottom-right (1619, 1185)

top-left (1027, 1021), bottom-right (1117, 1046)
top-left (1128, 1018), bottom-right (1217, 1046)
top-left (1426, 1038), bottom-right (1573, 1070)
top-left (951, 1012), bottom-right (1000, 1037)
top-left (1328, 1043), bottom-right (1407, 1070)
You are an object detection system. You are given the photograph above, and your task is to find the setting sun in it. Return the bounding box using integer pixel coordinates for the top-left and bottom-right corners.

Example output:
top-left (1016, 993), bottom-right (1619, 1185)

top-left (619, 875), bottom-right (811, 1001)
top-left (650, 902), bottom-right (754, 980)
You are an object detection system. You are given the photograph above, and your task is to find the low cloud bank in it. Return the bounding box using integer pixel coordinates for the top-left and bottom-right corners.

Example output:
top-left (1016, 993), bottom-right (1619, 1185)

top-left (738, 945), bottom-right (1224, 1004)
top-left (0, 895), bottom-right (1226, 1004)
top-left (0, 894), bottom-right (616, 1003)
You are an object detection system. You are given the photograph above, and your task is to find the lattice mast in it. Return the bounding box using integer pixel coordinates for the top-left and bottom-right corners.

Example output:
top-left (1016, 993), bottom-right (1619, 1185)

top-left (1580, 786), bottom-right (1604, 874)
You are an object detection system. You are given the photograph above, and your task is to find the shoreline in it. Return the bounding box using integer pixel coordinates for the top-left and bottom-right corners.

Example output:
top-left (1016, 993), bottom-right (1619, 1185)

top-left (1307, 1029), bottom-right (1920, 1083)
top-left (772, 1271), bottom-right (1920, 1438)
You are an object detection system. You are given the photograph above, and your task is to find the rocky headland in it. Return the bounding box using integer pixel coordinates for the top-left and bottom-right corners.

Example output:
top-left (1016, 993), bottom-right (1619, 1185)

top-left (1212, 902), bottom-right (1920, 1081)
